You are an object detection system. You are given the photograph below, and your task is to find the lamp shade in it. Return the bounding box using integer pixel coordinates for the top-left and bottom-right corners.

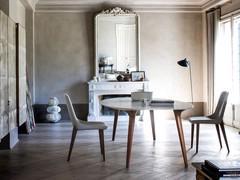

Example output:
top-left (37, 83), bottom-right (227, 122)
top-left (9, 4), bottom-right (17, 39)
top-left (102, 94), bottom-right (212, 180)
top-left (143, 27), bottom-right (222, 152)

top-left (177, 58), bottom-right (189, 67)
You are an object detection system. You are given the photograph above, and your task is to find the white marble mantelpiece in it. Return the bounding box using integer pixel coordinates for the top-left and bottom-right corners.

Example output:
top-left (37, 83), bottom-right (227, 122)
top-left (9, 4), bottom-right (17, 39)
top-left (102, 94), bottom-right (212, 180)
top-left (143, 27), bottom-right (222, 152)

top-left (88, 80), bottom-right (149, 120)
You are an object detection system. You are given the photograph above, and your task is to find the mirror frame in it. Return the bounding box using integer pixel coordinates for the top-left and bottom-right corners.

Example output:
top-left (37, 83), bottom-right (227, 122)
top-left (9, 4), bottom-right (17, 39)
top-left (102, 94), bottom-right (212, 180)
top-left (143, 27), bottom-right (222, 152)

top-left (94, 7), bottom-right (140, 77)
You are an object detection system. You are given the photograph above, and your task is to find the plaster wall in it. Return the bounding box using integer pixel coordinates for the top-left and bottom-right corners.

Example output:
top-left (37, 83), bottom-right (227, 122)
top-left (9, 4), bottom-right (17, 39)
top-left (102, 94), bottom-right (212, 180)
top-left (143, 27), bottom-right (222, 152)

top-left (35, 12), bottom-right (94, 104)
top-left (9, 0), bottom-right (26, 26)
top-left (35, 12), bottom-right (203, 107)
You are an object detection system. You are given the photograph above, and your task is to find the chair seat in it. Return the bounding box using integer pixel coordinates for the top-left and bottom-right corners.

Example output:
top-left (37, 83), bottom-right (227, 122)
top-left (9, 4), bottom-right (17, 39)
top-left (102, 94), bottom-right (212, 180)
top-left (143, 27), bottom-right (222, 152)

top-left (189, 116), bottom-right (219, 124)
top-left (77, 120), bottom-right (107, 130)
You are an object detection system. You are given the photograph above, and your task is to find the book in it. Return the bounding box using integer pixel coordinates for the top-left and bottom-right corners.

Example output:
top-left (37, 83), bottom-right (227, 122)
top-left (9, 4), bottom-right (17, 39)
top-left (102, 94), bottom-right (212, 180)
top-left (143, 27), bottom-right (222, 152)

top-left (150, 99), bottom-right (174, 106)
top-left (205, 160), bottom-right (240, 172)
top-left (203, 160), bottom-right (240, 177)
top-left (202, 165), bottom-right (240, 179)
top-left (201, 165), bottom-right (220, 179)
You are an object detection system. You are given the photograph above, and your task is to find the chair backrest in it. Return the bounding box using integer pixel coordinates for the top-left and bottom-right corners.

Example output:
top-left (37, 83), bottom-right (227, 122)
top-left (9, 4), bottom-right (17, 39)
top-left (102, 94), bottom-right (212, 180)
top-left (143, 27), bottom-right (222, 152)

top-left (210, 91), bottom-right (229, 122)
top-left (65, 94), bottom-right (80, 128)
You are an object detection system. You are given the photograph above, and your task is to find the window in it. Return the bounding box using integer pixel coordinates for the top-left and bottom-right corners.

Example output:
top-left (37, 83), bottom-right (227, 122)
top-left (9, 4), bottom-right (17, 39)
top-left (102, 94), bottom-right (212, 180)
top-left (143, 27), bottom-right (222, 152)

top-left (216, 15), bottom-right (240, 105)
top-left (232, 15), bottom-right (240, 104)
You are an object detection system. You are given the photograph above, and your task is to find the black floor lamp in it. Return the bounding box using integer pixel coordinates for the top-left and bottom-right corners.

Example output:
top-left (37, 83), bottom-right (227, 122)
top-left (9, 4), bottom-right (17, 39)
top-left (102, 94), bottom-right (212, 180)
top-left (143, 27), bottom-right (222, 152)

top-left (177, 58), bottom-right (193, 105)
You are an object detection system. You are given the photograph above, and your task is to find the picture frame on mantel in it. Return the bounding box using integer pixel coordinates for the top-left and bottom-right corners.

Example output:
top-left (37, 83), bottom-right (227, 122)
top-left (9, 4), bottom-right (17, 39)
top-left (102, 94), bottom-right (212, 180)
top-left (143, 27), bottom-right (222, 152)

top-left (131, 71), bottom-right (145, 81)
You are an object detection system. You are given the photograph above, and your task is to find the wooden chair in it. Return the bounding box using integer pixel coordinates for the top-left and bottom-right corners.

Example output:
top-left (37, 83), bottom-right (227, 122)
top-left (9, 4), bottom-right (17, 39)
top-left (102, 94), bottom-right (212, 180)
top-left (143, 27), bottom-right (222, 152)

top-left (189, 91), bottom-right (230, 153)
top-left (65, 94), bottom-right (107, 161)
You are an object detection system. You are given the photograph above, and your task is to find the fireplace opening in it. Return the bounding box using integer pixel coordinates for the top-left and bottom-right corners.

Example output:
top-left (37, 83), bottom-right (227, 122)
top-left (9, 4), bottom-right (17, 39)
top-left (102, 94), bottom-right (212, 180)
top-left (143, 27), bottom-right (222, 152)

top-left (100, 94), bottom-right (130, 116)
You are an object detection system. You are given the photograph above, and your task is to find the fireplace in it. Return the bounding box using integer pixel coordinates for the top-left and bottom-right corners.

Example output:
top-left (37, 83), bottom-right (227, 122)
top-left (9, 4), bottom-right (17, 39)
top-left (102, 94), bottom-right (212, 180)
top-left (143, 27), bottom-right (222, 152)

top-left (101, 95), bottom-right (130, 116)
top-left (88, 80), bottom-right (149, 120)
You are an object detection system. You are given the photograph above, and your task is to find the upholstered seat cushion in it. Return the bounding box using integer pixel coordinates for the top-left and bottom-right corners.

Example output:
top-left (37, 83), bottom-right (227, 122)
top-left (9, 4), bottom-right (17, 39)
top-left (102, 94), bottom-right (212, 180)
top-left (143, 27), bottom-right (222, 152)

top-left (189, 116), bottom-right (219, 124)
top-left (77, 120), bottom-right (107, 130)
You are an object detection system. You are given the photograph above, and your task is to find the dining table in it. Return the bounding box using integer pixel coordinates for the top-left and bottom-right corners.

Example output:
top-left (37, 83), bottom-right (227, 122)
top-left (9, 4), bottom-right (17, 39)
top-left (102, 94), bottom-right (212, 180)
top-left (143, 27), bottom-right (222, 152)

top-left (101, 97), bottom-right (193, 168)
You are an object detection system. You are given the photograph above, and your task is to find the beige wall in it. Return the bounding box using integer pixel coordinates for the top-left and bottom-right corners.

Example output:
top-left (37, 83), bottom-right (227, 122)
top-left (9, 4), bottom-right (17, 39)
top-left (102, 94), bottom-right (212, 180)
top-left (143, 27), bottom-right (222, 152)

top-left (35, 12), bottom-right (94, 104)
top-left (35, 12), bottom-right (203, 106)
top-left (140, 13), bottom-right (203, 103)
top-left (9, 0), bottom-right (26, 27)
top-left (26, 9), bottom-right (35, 101)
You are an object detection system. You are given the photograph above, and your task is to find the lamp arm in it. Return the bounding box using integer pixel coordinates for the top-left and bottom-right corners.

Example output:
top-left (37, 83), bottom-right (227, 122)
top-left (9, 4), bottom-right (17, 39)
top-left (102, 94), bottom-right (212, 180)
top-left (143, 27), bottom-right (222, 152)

top-left (188, 63), bottom-right (193, 105)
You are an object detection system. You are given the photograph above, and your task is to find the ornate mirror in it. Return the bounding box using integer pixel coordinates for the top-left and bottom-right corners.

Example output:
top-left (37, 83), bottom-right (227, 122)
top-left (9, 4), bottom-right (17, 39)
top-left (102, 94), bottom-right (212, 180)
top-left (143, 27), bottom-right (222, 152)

top-left (94, 7), bottom-right (140, 80)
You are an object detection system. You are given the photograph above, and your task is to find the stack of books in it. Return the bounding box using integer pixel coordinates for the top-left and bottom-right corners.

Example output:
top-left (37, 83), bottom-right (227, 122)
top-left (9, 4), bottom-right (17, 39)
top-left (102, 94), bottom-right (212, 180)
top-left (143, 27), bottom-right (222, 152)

top-left (150, 99), bottom-right (174, 106)
top-left (202, 160), bottom-right (240, 179)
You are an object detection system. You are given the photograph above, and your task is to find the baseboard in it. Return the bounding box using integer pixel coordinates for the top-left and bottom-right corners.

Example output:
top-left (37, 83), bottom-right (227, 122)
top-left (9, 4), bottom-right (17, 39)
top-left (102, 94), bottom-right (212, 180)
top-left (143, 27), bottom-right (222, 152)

top-left (0, 127), bottom-right (19, 149)
top-left (33, 103), bottom-right (89, 123)
top-left (18, 122), bottom-right (29, 134)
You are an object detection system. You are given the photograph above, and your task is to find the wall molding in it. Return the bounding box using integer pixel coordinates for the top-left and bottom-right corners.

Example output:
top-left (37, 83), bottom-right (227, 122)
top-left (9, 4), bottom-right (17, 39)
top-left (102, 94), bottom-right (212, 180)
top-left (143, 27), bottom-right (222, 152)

top-left (202, 0), bottom-right (231, 11)
top-left (35, 4), bottom-right (203, 13)
top-left (35, 0), bottom-right (231, 13)
top-left (20, 0), bottom-right (38, 10)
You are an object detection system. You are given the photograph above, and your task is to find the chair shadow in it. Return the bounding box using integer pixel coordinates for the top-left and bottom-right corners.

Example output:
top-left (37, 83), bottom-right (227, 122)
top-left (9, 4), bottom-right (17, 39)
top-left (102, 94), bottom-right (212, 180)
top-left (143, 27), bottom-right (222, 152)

top-left (189, 152), bottom-right (198, 160)
top-left (187, 148), bottom-right (199, 160)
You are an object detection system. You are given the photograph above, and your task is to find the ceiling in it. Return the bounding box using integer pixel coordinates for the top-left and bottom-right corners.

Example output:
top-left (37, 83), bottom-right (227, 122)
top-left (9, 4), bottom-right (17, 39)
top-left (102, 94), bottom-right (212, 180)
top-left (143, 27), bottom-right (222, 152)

top-left (35, 0), bottom-right (231, 12)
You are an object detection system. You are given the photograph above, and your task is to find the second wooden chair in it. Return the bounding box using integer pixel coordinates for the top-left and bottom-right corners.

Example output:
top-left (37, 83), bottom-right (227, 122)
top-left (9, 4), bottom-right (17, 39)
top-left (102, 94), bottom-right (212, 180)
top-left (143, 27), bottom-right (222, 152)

top-left (189, 91), bottom-right (230, 153)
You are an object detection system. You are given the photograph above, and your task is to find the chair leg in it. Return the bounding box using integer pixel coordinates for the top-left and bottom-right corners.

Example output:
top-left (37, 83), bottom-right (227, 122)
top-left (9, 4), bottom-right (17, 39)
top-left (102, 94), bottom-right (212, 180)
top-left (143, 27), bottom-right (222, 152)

top-left (190, 124), bottom-right (194, 149)
top-left (220, 123), bottom-right (230, 153)
top-left (99, 129), bottom-right (105, 161)
top-left (215, 124), bottom-right (222, 149)
top-left (196, 124), bottom-right (200, 153)
top-left (112, 110), bottom-right (119, 141)
top-left (67, 128), bottom-right (77, 161)
top-left (150, 110), bottom-right (156, 141)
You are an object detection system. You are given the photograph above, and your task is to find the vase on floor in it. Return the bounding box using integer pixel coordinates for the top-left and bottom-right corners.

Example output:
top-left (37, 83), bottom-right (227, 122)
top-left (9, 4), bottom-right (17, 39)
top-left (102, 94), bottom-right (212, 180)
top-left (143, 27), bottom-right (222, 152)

top-left (46, 97), bottom-right (61, 123)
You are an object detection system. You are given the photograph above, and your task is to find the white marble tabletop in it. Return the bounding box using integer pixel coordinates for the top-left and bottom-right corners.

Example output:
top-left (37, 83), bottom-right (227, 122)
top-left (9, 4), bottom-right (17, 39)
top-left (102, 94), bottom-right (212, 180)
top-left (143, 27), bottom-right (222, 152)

top-left (101, 97), bottom-right (193, 111)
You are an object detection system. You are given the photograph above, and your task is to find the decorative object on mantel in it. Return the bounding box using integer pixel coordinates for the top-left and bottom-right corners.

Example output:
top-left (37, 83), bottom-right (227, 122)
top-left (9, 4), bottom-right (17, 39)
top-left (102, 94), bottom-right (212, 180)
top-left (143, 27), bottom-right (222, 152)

top-left (105, 73), bottom-right (116, 80)
top-left (116, 74), bottom-right (124, 81)
top-left (99, 64), bottom-right (113, 73)
top-left (131, 71), bottom-right (145, 81)
top-left (99, 56), bottom-right (112, 65)
top-left (100, 7), bottom-right (135, 16)
top-left (46, 97), bottom-right (61, 123)
top-left (177, 58), bottom-right (193, 105)
top-left (116, 70), bottom-right (131, 82)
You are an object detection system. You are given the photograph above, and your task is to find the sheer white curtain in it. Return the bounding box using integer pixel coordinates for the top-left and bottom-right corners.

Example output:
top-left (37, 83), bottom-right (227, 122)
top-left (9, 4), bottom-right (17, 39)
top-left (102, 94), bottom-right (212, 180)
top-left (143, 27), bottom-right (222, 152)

top-left (215, 14), bottom-right (240, 128)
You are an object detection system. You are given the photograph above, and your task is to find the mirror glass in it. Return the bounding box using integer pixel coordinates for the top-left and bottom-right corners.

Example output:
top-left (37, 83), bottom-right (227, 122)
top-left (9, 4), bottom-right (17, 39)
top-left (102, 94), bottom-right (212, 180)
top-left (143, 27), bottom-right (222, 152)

top-left (95, 8), bottom-right (139, 80)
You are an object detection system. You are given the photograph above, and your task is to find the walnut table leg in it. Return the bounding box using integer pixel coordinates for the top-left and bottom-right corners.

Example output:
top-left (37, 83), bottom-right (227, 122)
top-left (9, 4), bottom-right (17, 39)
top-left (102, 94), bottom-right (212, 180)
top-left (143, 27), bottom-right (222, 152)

top-left (126, 111), bottom-right (137, 168)
top-left (174, 110), bottom-right (188, 168)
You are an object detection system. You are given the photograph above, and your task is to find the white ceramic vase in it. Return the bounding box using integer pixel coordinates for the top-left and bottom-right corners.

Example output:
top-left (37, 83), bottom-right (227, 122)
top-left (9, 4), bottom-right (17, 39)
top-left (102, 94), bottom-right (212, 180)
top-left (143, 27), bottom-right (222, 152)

top-left (46, 97), bottom-right (61, 122)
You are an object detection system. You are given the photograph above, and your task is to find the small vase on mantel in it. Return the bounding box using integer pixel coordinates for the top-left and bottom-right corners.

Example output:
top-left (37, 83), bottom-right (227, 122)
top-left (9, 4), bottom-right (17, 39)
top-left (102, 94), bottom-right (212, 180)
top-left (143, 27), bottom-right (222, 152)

top-left (46, 97), bottom-right (61, 123)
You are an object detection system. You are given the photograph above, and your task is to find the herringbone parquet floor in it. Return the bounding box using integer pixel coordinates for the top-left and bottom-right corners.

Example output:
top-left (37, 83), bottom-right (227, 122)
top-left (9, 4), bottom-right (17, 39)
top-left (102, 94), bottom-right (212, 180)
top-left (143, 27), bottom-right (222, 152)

top-left (0, 114), bottom-right (239, 180)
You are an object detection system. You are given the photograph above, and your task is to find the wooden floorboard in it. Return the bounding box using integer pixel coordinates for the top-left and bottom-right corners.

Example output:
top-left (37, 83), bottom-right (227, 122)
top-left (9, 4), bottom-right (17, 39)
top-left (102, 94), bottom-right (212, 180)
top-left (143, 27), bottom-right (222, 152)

top-left (0, 115), bottom-right (240, 180)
